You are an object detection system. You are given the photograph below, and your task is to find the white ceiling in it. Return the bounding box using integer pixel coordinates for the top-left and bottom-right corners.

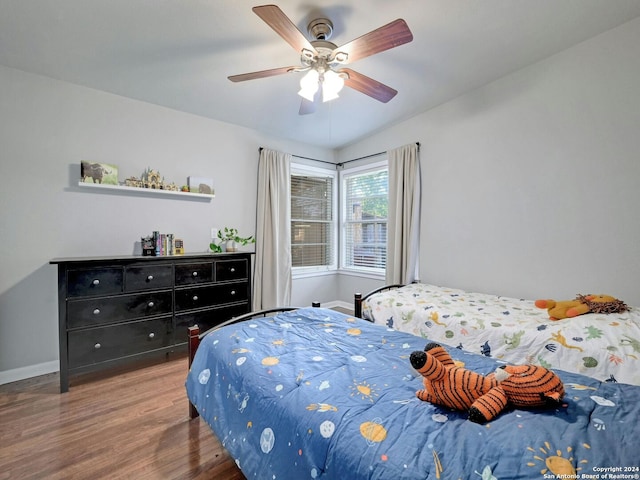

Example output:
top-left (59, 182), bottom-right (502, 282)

top-left (2, 1), bottom-right (639, 149)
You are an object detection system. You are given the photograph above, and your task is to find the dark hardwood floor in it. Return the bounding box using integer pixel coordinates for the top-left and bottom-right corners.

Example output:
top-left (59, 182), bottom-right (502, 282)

top-left (0, 355), bottom-right (245, 480)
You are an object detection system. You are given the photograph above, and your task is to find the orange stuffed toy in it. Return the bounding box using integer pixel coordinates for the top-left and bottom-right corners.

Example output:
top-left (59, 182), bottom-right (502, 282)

top-left (535, 294), bottom-right (628, 320)
top-left (410, 343), bottom-right (564, 423)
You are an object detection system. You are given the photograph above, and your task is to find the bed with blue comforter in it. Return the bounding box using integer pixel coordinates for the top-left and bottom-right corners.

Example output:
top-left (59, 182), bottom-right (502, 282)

top-left (186, 307), bottom-right (639, 480)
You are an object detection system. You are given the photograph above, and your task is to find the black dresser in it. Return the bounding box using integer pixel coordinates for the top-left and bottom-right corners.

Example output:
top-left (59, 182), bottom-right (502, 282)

top-left (51, 252), bottom-right (252, 392)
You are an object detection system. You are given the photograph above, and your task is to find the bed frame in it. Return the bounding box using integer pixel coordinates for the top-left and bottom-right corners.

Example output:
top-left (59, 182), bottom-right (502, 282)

top-left (188, 303), bottom-right (320, 419)
top-left (353, 284), bottom-right (404, 318)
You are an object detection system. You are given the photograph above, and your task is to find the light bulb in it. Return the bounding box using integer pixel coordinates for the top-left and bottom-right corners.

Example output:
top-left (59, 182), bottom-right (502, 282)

top-left (322, 70), bottom-right (345, 102)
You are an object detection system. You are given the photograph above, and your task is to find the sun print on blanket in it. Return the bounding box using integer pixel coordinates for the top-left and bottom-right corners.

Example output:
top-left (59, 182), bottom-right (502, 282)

top-left (350, 379), bottom-right (378, 402)
top-left (526, 441), bottom-right (590, 477)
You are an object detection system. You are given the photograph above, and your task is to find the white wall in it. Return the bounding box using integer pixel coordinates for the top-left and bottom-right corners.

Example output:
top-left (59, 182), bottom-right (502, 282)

top-left (0, 65), bottom-right (334, 383)
top-left (338, 17), bottom-right (640, 306)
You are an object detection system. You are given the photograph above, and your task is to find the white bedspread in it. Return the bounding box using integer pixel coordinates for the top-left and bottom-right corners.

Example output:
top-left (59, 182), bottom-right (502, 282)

top-left (362, 283), bottom-right (640, 386)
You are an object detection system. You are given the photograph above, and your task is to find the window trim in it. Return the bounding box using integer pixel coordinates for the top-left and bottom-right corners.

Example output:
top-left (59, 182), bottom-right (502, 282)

top-left (290, 162), bottom-right (338, 277)
top-left (339, 159), bottom-right (388, 278)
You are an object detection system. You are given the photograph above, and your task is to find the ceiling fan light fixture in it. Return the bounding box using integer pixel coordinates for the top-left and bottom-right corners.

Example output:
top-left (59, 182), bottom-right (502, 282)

top-left (232, 6), bottom-right (414, 113)
top-left (321, 69), bottom-right (344, 102)
top-left (298, 69), bottom-right (319, 101)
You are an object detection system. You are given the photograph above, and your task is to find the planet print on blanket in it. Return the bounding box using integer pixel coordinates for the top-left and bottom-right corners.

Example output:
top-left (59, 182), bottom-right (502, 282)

top-left (197, 369), bottom-right (210, 384)
top-left (260, 428), bottom-right (275, 453)
top-left (360, 420), bottom-right (387, 443)
top-left (319, 420), bottom-right (336, 438)
top-left (262, 356), bottom-right (279, 366)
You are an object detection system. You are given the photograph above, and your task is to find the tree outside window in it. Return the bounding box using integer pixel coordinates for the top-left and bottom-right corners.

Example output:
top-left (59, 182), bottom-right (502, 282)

top-left (342, 164), bottom-right (388, 272)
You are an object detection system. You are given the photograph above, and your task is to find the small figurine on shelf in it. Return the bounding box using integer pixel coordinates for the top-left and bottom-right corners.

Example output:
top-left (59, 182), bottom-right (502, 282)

top-left (141, 168), bottom-right (161, 189)
top-left (139, 168), bottom-right (180, 191)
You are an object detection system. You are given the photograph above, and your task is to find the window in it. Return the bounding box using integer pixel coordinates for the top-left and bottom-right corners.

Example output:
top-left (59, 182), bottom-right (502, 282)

top-left (341, 162), bottom-right (388, 273)
top-left (290, 164), bottom-right (337, 273)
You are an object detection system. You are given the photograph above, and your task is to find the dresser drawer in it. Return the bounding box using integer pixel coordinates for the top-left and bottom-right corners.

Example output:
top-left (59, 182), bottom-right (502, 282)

top-left (67, 290), bottom-right (173, 329)
top-left (67, 267), bottom-right (123, 297)
top-left (215, 259), bottom-right (248, 281)
top-left (68, 317), bottom-right (172, 368)
top-left (125, 265), bottom-right (173, 292)
top-left (175, 262), bottom-right (213, 285)
top-left (174, 303), bottom-right (250, 343)
top-left (175, 281), bottom-right (248, 311)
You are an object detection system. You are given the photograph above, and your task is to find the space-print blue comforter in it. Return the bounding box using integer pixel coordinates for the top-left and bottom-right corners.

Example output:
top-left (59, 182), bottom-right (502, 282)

top-left (186, 307), bottom-right (640, 480)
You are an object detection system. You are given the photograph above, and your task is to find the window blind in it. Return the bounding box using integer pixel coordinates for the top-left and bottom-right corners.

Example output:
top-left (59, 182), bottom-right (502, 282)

top-left (343, 167), bottom-right (388, 270)
top-left (290, 173), bottom-right (334, 268)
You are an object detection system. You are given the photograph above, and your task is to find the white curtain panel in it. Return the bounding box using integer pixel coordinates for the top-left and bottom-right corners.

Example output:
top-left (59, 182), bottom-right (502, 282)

top-left (253, 148), bottom-right (292, 309)
top-left (386, 143), bottom-right (421, 285)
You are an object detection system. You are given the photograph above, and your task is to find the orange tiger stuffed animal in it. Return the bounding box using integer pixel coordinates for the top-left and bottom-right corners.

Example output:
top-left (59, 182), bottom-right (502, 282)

top-left (410, 343), bottom-right (565, 423)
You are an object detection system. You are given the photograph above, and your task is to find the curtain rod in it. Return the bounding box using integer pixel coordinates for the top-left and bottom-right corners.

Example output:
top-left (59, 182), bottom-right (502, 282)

top-left (259, 142), bottom-right (420, 169)
top-left (259, 147), bottom-right (335, 166)
top-left (336, 142), bottom-right (420, 168)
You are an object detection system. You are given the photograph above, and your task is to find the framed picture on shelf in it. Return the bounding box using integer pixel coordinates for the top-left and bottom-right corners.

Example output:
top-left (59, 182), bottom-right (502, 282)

top-left (188, 176), bottom-right (214, 195)
top-left (80, 161), bottom-right (119, 185)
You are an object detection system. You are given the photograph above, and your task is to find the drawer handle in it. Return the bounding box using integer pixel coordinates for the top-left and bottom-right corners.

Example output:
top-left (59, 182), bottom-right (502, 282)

top-left (148, 301), bottom-right (154, 308)
top-left (93, 308), bottom-right (101, 315)
top-left (192, 295), bottom-right (199, 301)
top-left (94, 343), bottom-right (101, 349)
top-left (148, 332), bottom-right (155, 339)
top-left (92, 279), bottom-right (100, 286)
top-left (230, 290), bottom-right (236, 296)
top-left (147, 275), bottom-right (154, 281)
top-left (230, 267), bottom-right (236, 273)
top-left (192, 271), bottom-right (198, 277)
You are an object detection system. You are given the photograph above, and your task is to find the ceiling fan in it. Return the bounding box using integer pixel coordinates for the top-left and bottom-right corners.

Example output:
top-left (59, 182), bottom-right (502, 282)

top-left (228, 4), bottom-right (413, 115)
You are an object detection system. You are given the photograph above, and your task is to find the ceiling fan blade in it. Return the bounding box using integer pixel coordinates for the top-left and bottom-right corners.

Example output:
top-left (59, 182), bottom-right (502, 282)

top-left (228, 66), bottom-right (297, 82)
top-left (253, 5), bottom-right (317, 55)
top-left (334, 19), bottom-right (413, 64)
top-left (299, 98), bottom-right (316, 115)
top-left (340, 68), bottom-right (397, 103)
top-left (298, 89), bottom-right (320, 115)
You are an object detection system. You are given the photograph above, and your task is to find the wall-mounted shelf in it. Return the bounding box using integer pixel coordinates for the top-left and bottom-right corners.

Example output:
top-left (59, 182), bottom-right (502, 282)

top-left (77, 181), bottom-right (214, 200)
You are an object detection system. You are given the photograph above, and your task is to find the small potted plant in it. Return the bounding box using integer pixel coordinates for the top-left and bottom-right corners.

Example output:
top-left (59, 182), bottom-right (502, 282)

top-left (210, 227), bottom-right (255, 253)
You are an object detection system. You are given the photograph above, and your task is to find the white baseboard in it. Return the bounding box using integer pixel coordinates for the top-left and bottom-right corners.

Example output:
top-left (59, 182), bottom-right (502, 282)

top-left (0, 360), bottom-right (59, 386)
top-left (319, 300), bottom-right (354, 311)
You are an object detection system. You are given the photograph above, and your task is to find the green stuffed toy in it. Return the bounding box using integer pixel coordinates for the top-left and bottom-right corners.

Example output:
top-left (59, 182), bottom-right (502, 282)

top-left (535, 294), bottom-right (628, 320)
top-left (410, 343), bottom-right (565, 423)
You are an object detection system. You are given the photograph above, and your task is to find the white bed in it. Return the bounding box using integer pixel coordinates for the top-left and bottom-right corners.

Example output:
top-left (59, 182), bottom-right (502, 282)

top-left (356, 283), bottom-right (640, 386)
